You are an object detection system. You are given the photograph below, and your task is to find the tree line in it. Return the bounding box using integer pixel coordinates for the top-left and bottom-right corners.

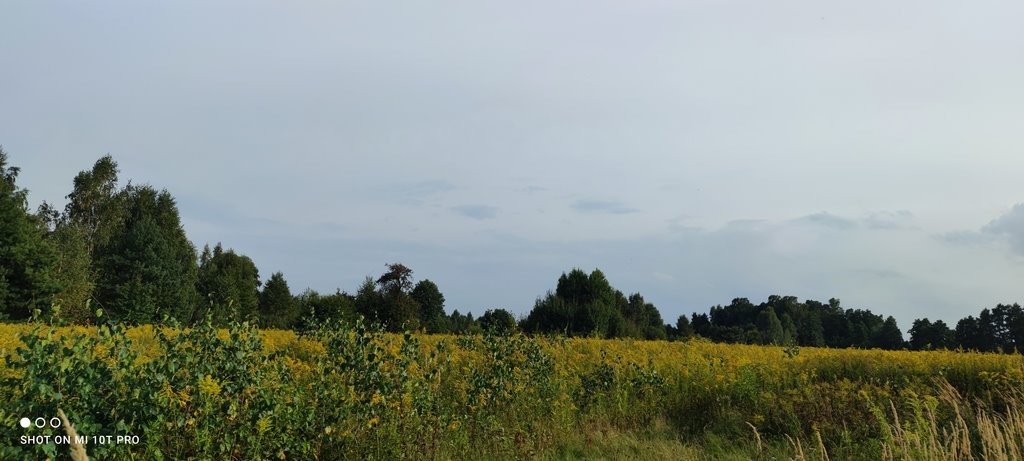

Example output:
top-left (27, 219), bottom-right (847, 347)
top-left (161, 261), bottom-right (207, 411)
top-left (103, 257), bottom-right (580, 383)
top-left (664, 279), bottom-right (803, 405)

top-left (2, 149), bottom-right (1023, 352)
top-left (0, 150), bottom-right (519, 333)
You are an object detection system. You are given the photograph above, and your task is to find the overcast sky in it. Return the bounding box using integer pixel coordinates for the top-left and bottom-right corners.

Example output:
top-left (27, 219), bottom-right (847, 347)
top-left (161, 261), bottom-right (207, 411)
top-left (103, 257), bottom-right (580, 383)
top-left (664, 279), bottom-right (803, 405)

top-left (3, 1), bottom-right (1024, 329)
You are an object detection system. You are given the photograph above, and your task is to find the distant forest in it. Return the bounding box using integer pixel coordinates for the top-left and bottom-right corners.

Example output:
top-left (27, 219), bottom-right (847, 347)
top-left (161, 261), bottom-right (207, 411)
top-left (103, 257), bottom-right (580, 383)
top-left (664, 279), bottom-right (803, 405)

top-left (3, 149), bottom-right (1022, 353)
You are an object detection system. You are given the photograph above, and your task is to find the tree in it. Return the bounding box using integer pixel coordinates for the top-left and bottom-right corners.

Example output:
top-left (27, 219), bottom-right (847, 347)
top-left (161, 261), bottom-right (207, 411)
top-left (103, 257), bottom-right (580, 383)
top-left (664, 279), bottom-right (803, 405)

top-left (673, 314), bottom-right (694, 340)
top-left (624, 293), bottom-right (666, 340)
top-left (354, 276), bottom-right (383, 323)
top-left (871, 316), bottom-right (905, 350)
top-left (64, 155), bottom-right (124, 259)
top-left (411, 279), bottom-right (445, 330)
top-left (523, 268), bottom-right (665, 338)
top-left (521, 293), bottom-right (571, 334)
top-left (376, 263), bottom-right (413, 295)
top-left (0, 148), bottom-right (59, 319)
top-left (691, 312), bottom-right (712, 337)
top-left (909, 318), bottom-right (953, 350)
top-left (94, 186), bottom-right (198, 323)
top-left (479, 308), bottom-right (516, 334)
top-left (43, 222), bottom-right (94, 323)
top-left (296, 288), bottom-right (356, 329)
top-left (955, 316), bottom-right (982, 351)
top-left (259, 272), bottom-right (296, 329)
top-left (195, 243), bottom-right (261, 324)
top-left (756, 307), bottom-right (785, 345)
top-left (371, 263), bottom-right (420, 331)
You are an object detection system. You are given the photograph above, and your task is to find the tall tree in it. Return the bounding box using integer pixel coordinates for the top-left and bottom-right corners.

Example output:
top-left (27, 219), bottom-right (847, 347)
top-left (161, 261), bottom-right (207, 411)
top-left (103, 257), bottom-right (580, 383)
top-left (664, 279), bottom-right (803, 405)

top-left (479, 308), bottom-right (516, 334)
top-left (673, 314), bottom-right (694, 340)
top-left (371, 263), bottom-right (420, 331)
top-left (42, 222), bottom-right (94, 323)
top-left (258, 272), bottom-right (297, 329)
top-left (955, 316), bottom-right (982, 351)
top-left (354, 276), bottom-right (382, 323)
top-left (0, 148), bottom-right (59, 319)
top-left (65, 155), bottom-right (124, 259)
top-left (756, 307), bottom-right (786, 345)
top-left (94, 186), bottom-right (198, 323)
top-left (523, 268), bottom-right (665, 339)
top-left (411, 279), bottom-right (445, 330)
top-left (909, 318), bottom-right (954, 350)
top-left (195, 243), bottom-right (261, 324)
top-left (871, 316), bottom-right (905, 350)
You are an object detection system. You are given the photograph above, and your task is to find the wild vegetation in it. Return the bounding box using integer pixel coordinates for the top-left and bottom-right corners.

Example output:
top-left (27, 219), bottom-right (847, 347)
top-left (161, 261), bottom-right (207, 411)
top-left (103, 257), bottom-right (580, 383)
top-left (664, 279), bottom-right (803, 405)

top-left (3, 318), bottom-right (1024, 459)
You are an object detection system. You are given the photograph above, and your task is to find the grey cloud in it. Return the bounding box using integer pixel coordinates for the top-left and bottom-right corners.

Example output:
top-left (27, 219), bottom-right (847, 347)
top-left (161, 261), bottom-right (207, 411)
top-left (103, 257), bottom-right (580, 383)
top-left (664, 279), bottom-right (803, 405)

top-left (938, 230), bottom-right (994, 246)
top-left (721, 219), bottom-right (769, 231)
top-left (452, 205), bottom-right (498, 220)
top-left (863, 210), bottom-right (915, 230)
top-left (794, 212), bottom-right (858, 230)
top-left (379, 180), bottom-right (457, 206)
top-left (571, 200), bottom-right (638, 215)
top-left (983, 203), bottom-right (1024, 254)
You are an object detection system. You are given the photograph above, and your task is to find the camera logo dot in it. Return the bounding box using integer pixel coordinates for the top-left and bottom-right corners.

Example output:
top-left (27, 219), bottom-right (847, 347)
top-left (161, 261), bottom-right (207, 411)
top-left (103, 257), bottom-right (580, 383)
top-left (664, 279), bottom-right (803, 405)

top-left (19, 417), bottom-right (61, 429)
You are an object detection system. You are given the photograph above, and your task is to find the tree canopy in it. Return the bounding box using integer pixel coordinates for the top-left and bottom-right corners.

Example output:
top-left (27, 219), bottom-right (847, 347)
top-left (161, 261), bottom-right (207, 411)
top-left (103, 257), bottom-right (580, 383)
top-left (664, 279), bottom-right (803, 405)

top-left (0, 148), bottom-right (59, 319)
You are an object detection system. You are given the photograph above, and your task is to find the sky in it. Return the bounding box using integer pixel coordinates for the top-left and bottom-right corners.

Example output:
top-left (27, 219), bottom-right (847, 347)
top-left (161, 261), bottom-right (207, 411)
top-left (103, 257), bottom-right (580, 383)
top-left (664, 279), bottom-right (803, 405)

top-left (3, 1), bottom-right (1024, 330)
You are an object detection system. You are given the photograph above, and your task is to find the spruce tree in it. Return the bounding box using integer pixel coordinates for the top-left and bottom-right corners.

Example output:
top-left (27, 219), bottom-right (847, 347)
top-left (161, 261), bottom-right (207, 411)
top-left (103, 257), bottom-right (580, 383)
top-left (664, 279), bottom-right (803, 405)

top-left (0, 148), bottom-right (59, 319)
top-left (94, 186), bottom-right (198, 323)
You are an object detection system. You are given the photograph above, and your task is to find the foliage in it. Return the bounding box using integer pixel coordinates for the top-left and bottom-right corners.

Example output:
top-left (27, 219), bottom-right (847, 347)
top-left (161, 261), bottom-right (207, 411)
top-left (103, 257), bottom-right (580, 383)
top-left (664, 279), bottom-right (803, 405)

top-left (296, 288), bottom-right (357, 331)
top-left (41, 222), bottom-right (94, 324)
top-left (2, 321), bottom-right (1024, 459)
top-left (259, 272), bottom-right (297, 329)
top-left (0, 147), bottom-right (59, 319)
top-left (479, 308), bottom-right (516, 335)
top-left (522, 268), bottom-right (665, 339)
top-left (93, 186), bottom-right (199, 324)
top-left (411, 279), bottom-right (445, 329)
top-left (195, 243), bottom-right (261, 325)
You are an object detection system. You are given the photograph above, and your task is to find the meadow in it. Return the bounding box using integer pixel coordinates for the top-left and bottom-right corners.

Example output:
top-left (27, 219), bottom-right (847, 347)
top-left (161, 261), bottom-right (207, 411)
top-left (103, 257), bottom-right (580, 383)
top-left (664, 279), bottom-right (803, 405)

top-left (2, 320), bottom-right (1024, 460)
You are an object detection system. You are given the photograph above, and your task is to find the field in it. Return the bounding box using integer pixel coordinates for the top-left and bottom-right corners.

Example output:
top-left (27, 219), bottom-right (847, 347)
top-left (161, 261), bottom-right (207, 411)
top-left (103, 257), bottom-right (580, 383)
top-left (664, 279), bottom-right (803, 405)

top-left (2, 320), bottom-right (1024, 460)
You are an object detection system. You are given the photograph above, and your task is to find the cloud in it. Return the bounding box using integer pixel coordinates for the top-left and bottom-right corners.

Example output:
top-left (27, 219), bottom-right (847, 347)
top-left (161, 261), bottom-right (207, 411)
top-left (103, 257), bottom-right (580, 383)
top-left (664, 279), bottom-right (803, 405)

top-left (863, 210), bottom-right (915, 230)
top-left (451, 205), bottom-right (498, 220)
top-left (983, 203), bottom-right (1024, 255)
top-left (571, 199), bottom-right (638, 215)
top-left (379, 180), bottom-right (457, 206)
top-left (938, 230), bottom-right (994, 246)
top-left (794, 212), bottom-right (858, 230)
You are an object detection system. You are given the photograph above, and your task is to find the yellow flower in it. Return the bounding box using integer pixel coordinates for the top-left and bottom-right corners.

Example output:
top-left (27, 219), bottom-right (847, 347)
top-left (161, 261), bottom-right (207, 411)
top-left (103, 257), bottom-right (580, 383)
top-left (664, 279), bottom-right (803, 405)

top-left (198, 374), bottom-right (222, 398)
top-left (257, 417), bottom-right (272, 434)
top-left (367, 417), bottom-right (380, 428)
top-left (371, 392), bottom-right (384, 406)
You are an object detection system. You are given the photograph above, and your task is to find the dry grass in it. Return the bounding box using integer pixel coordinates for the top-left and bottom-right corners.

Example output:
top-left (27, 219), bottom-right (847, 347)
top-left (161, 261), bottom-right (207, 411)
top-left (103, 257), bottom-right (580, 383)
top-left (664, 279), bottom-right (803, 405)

top-left (58, 408), bottom-right (89, 461)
